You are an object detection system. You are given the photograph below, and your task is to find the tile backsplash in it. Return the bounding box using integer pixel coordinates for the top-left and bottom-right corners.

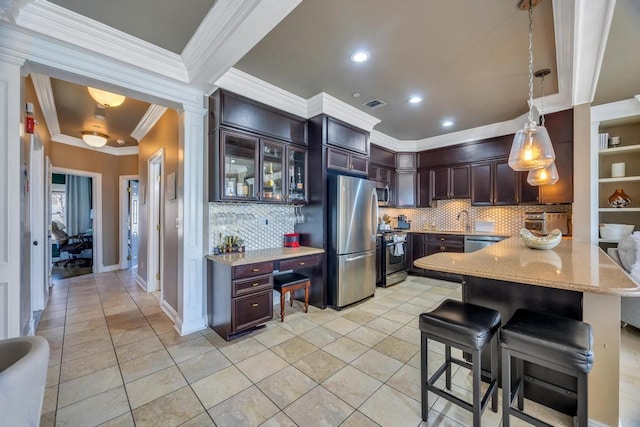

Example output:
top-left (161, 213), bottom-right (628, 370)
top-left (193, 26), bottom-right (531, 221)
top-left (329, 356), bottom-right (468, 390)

top-left (208, 203), bottom-right (296, 252)
top-left (380, 200), bottom-right (572, 236)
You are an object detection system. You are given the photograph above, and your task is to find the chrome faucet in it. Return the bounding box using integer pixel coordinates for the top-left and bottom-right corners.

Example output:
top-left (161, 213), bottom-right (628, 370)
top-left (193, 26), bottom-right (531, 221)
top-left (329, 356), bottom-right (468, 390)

top-left (457, 210), bottom-right (471, 232)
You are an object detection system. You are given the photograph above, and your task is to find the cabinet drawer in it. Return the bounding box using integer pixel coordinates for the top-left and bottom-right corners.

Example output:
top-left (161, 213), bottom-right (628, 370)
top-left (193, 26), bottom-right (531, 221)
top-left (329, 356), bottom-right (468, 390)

top-left (232, 290), bottom-right (273, 332)
top-left (279, 254), bottom-right (322, 271)
top-left (232, 261), bottom-right (274, 279)
top-left (232, 274), bottom-right (273, 297)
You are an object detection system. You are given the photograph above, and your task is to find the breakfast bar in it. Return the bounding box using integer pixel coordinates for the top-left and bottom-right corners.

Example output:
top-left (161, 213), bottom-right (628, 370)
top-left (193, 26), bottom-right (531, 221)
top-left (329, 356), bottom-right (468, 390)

top-left (414, 237), bottom-right (640, 426)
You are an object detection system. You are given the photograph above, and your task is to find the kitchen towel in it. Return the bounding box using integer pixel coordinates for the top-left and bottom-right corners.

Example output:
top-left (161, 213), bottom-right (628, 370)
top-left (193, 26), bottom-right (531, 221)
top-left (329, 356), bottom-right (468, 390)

top-left (393, 234), bottom-right (406, 256)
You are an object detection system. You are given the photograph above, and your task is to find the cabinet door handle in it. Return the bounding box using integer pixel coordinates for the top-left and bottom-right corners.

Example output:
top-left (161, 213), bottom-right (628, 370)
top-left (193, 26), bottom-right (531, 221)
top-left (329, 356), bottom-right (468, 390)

top-left (252, 268), bottom-right (260, 272)
top-left (252, 303), bottom-right (259, 307)
top-left (251, 282), bottom-right (259, 287)
top-left (299, 262), bottom-right (305, 266)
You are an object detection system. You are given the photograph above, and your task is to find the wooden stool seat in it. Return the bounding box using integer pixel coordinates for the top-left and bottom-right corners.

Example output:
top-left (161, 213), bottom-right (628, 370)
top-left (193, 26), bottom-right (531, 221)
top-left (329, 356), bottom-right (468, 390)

top-left (273, 272), bottom-right (310, 322)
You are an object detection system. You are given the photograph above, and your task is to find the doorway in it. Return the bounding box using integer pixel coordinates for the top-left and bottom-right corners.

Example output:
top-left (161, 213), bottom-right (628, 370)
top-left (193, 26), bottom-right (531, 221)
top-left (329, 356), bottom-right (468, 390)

top-left (120, 175), bottom-right (139, 270)
top-left (50, 167), bottom-right (102, 279)
top-left (148, 150), bottom-right (163, 301)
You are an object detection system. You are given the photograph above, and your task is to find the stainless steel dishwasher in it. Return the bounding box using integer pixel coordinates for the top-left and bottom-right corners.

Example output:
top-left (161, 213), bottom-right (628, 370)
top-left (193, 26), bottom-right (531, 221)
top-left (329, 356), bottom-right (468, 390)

top-left (463, 235), bottom-right (506, 252)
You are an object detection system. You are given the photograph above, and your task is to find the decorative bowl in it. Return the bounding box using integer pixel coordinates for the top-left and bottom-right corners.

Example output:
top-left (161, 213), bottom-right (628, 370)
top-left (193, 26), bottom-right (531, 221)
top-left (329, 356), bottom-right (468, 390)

top-left (599, 223), bottom-right (634, 241)
top-left (519, 228), bottom-right (562, 250)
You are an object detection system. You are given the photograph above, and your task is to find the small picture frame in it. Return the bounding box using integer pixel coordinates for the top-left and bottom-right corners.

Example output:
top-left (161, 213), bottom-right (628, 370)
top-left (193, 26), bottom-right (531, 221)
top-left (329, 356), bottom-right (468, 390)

top-left (166, 172), bottom-right (176, 200)
top-left (139, 184), bottom-right (146, 205)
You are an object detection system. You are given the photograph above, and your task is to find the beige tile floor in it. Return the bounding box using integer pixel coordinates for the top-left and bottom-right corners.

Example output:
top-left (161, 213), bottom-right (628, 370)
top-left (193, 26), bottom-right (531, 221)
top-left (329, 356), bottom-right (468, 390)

top-left (36, 270), bottom-right (640, 427)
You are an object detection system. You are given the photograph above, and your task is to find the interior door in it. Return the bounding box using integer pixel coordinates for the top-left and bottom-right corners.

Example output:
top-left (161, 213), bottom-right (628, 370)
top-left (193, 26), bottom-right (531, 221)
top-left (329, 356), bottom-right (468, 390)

top-left (128, 180), bottom-right (139, 268)
top-left (30, 134), bottom-right (47, 312)
top-left (45, 157), bottom-right (52, 289)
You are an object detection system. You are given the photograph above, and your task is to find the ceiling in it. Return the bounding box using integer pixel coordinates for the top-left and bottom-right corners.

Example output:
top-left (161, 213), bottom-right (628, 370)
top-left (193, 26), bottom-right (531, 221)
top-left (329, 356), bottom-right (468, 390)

top-left (15, 0), bottom-right (640, 149)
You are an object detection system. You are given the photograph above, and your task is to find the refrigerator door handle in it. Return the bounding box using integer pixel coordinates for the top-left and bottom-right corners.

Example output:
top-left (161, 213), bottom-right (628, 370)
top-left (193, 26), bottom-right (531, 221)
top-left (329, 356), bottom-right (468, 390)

top-left (345, 253), bottom-right (374, 262)
top-left (371, 188), bottom-right (379, 239)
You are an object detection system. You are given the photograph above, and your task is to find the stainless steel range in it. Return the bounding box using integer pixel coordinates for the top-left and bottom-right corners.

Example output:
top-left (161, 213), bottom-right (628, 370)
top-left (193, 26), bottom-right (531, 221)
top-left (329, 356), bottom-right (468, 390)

top-left (378, 230), bottom-right (408, 287)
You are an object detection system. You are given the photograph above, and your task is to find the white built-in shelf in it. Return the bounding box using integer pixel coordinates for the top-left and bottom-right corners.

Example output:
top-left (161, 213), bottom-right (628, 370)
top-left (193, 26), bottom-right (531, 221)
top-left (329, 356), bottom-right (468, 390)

top-left (599, 207), bottom-right (640, 212)
top-left (598, 238), bottom-right (624, 243)
top-left (598, 176), bottom-right (640, 183)
top-left (599, 144), bottom-right (640, 155)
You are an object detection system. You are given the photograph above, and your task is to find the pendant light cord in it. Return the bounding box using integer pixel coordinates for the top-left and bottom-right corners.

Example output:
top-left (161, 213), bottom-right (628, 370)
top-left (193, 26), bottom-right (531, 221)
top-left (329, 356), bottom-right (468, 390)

top-left (527, 0), bottom-right (534, 126)
top-left (540, 73), bottom-right (545, 126)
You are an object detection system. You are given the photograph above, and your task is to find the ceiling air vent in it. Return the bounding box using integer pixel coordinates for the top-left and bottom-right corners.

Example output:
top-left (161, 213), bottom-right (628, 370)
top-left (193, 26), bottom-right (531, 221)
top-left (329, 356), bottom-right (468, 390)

top-left (362, 98), bottom-right (387, 110)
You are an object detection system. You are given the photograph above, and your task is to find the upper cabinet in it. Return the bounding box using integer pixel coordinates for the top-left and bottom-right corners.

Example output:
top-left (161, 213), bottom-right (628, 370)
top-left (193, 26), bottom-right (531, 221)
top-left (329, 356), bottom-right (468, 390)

top-left (308, 115), bottom-right (370, 177)
top-left (208, 90), bottom-right (308, 203)
top-left (431, 165), bottom-right (470, 200)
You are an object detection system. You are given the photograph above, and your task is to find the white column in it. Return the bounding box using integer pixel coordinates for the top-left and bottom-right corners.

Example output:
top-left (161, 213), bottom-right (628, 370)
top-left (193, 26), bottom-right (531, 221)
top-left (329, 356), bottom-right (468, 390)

top-left (0, 59), bottom-right (25, 339)
top-left (175, 104), bottom-right (207, 335)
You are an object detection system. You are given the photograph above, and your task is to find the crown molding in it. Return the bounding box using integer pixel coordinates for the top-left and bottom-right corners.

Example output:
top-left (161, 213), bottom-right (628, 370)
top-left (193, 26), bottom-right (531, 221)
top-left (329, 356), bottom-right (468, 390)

top-left (591, 97), bottom-right (640, 123)
top-left (52, 134), bottom-right (138, 156)
top-left (551, 0), bottom-right (574, 102)
top-left (30, 72), bottom-right (59, 134)
top-left (130, 104), bottom-right (167, 142)
top-left (184, 0), bottom-right (302, 91)
top-left (215, 67), bottom-right (308, 118)
top-left (0, 23), bottom-right (204, 110)
top-left (16, 0), bottom-right (188, 82)
top-left (307, 92), bottom-right (381, 132)
top-left (571, 0), bottom-right (616, 105)
top-left (0, 0), bottom-right (33, 23)
top-left (370, 130), bottom-right (416, 152)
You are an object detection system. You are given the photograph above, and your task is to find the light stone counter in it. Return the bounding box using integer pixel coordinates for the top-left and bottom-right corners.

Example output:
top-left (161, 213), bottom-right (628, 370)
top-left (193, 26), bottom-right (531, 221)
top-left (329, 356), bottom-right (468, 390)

top-left (414, 236), bottom-right (640, 296)
top-left (206, 246), bottom-right (324, 266)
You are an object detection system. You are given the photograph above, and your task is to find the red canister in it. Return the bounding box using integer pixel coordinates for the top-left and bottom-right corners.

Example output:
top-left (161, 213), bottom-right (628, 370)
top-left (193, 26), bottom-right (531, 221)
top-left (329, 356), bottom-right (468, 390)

top-left (283, 233), bottom-right (300, 247)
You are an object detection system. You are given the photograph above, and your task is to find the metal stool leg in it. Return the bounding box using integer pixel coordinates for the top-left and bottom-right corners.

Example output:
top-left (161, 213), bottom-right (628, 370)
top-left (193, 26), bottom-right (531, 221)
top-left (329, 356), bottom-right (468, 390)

top-left (577, 371), bottom-right (588, 426)
top-left (421, 332), bottom-right (429, 421)
top-left (491, 334), bottom-right (498, 412)
top-left (516, 358), bottom-right (524, 410)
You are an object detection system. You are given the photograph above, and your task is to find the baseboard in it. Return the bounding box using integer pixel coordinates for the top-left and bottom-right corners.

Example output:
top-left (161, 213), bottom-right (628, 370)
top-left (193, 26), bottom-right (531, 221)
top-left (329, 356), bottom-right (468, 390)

top-left (160, 299), bottom-right (177, 322)
top-left (101, 264), bottom-right (120, 272)
top-left (135, 274), bottom-right (147, 291)
top-left (175, 315), bottom-right (208, 336)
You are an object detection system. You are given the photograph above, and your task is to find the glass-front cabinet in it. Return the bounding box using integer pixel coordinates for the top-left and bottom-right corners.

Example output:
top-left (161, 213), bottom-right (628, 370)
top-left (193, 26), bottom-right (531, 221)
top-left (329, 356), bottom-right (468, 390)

top-left (215, 129), bottom-right (307, 204)
top-left (220, 130), bottom-right (259, 201)
top-left (287, 146), bottom-right (307, 203)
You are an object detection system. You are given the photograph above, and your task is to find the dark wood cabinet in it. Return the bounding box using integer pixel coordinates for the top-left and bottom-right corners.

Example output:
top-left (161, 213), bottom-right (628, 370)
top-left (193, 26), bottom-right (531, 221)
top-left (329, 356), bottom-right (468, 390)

top-left (417, 170), bottom-right (432, 207)
top-left (431, 166), bottom-right (470, 200)
top-left (209, 259), bottom-right (274, 340)
top-left (408, 233), bottom-right (464, 282)
top-left (326, 116), bottom-right (369, 155)
top-left (327, 146), bottom-right (368, 175)
top-left (370, 144), bottom-right (395, 167)
top-left (540, 141), bottom-right (573, 204)
top-left (471, 160), bottom-right (518, 206)
top-left (395, 171), bottom-right (416, 207)
top-left (210, 128), bottom-right (308, 203)
top-left (409, 233), bottom-right (426, 273)
top-left (396, 153), bottom-right (416, 169)
top-left (425, 234), bottom-right (464, 255)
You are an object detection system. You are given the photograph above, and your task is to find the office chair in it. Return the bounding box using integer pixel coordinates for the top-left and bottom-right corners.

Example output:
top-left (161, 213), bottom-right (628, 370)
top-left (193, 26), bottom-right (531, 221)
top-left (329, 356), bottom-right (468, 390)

top-left (51, 221), bottom-right (92, 268)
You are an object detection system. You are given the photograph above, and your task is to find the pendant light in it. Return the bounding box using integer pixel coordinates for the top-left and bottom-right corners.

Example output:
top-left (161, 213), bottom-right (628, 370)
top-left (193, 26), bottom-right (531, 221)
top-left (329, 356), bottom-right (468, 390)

top-left (508, 0), bottom-right (555, 172)
top-left (527, 68), bottom-right (559, 185)
top-left (87, 87), bottom-right (126, 108)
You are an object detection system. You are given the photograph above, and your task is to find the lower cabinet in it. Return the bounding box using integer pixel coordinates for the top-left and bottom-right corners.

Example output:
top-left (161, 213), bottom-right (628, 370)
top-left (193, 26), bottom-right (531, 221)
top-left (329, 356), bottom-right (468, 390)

top-left (409, 233), bottom-right (464, 282)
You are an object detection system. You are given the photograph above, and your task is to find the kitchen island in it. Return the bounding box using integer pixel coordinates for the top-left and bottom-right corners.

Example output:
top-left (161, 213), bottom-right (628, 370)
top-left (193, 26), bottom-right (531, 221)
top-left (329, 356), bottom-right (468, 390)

top-left (414, 237), bottom-right (640, 426)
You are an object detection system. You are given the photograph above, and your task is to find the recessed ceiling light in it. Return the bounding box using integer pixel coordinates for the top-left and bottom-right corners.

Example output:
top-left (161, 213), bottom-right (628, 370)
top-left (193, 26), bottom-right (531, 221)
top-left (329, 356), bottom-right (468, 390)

top-left (350, 50), bottom-right (370, 63)
top-left (442, 120), bottom-right (455, 127)
top-left (352, 92), bottom-right (361, 98)
top-left (408, 96), bottom-right (423, 104)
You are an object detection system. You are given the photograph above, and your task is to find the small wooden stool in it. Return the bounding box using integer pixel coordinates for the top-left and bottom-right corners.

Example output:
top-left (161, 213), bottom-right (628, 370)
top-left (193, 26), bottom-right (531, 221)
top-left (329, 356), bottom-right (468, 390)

top-left (273, 272), bottom-right (310, 322)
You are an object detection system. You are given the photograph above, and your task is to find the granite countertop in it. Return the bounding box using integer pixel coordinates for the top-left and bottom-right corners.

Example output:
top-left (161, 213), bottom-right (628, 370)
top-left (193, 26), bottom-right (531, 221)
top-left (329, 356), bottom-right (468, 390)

top-left (206, 246), bottom-right (324, 266)
top-left (410, 230), bottom-right (512, 237)
top-left (414, 236), bottom-right (640, 296)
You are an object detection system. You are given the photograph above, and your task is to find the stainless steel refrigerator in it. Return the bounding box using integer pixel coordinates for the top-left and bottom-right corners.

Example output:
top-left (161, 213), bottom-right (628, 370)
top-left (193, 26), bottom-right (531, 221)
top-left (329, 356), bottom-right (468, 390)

top-left (327, 175), bottom-right (378, 308)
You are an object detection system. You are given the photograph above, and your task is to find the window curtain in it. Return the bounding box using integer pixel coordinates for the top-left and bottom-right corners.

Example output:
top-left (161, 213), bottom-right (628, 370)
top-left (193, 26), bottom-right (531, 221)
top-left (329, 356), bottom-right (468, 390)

top-left (65, 175), bottom-right (92, 235)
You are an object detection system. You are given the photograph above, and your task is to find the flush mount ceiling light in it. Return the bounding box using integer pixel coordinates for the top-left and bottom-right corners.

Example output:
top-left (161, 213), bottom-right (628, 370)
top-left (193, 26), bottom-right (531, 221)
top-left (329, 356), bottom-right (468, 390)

top-left (442, 120), bottom-right (454, 127)
top-left (81, 131), bottom-right (109, 148)
top-left (408, 96), bottom-right (423, 104)
top-left (350, 50), bottom-right (370, 63)
top-left (508, 0), bottom-right (555, 172)
top-left (87, 87), bottom-right (126, 108)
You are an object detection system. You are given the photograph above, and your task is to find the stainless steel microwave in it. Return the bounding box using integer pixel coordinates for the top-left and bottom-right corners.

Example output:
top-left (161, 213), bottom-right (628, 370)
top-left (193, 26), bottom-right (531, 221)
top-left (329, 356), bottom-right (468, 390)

top-left (376, 185), bottom-right (390, 206)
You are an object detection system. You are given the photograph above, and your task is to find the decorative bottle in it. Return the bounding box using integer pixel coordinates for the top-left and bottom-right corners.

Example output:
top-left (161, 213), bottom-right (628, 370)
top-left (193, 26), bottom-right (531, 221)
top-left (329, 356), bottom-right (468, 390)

top-left (608, 188), bottom-right (631, 208)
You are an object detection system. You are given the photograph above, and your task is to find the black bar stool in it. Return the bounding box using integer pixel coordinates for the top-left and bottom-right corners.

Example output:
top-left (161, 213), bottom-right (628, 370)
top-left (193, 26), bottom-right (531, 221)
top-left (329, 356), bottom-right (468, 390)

top-left (500, 309), bottom-right (594, 427)
top-left (419, 299), bottom-right (501, 427)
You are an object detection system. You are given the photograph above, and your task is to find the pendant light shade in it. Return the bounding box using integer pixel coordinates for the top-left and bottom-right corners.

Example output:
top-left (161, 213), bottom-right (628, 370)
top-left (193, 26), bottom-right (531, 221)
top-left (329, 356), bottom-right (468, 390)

top-left (87, 87), bottom-right (126, 108)
top-left (508, 0), bottom-right (556, 172)
top-left (82, 131), bottom-right (108, 148)
top-left (508, 122), bottom-right (555, 171)
top-left (527, 162), bottom-right (559, 186)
